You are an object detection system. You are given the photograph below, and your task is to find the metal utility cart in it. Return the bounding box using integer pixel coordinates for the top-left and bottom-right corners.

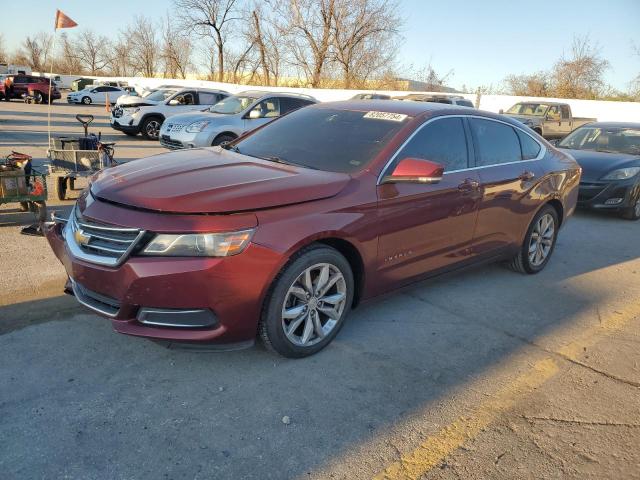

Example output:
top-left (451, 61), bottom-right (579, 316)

top-left (0, 152), bottom-right (48, 223)
top-left (47, 114), bottom-right (116, 200)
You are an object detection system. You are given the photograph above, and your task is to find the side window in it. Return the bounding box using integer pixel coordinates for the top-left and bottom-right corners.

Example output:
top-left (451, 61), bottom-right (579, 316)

top-left (106, 86), bottom-right (120, 92)
top-left (197, 92), bottom-right (220, 105)
top-left (251, 98), bottom-right (280, 118)
top-left (470, 118), bottom-right (521, 166)
top-left (516, 129), bottom-right (542, 160)
top-left (547, 106), bottom-right (560, 121)
top-left (174, 92), bottom-right (195, 105)
top-left (395, 117), bottom-right (469, 172)
top-left (280, 98), bottom-right (313, 114)
top-left (95, 86), bottom-right (108, 92)
top-left (560, 105), bottom-right (570, 119)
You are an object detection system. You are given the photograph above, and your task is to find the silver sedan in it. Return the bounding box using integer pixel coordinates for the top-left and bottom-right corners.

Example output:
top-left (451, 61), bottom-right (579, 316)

top-left (159, 91), bottom-right (317, 149)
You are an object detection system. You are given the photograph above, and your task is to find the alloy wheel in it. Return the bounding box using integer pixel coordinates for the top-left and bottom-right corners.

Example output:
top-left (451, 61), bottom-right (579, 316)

top-left (146, 121), bottom-right (160, 139)
top-left (528, 213), bottom-right (555, 267)
top-left (281, 263), bottom-right (347, 347)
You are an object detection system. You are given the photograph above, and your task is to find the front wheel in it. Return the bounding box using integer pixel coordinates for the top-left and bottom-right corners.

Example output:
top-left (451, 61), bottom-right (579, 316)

top-left (508, 205), bottom-right (559, 274)
top-left (141, 117), bottom-right (162, 140)
top-left (259, 246), bottom-right (354, 358)
top-left (620, 193), bottom-right (640, 221)
top-left (212, 133), bottom-right (236, 147)
top-left (81, 96), bottom-right (91, 105)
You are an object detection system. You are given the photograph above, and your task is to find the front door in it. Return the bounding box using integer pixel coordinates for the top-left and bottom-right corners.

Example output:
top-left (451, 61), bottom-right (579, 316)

top-left (376, 116), bottom-right (482, 290)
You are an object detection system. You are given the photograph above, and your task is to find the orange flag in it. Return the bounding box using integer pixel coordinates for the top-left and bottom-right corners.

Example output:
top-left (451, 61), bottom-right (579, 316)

top-left (55, 10), bottom-right (78, 29)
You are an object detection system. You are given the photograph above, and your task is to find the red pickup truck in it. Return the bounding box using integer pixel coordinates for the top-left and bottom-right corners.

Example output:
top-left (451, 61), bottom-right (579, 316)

top-left (1, 74), bottom-right (62, 103)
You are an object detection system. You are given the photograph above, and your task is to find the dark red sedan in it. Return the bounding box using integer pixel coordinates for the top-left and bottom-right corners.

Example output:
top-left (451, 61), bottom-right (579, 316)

top-left (45, 101), bottom-right (581, 357)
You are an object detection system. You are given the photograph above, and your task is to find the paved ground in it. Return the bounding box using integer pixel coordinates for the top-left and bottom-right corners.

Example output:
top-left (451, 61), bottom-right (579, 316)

top-left (1, 96), bottom-right (639, 479)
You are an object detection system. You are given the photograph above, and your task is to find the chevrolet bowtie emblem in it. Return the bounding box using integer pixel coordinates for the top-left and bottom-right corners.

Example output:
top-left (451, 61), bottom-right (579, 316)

top-left (74, 229), bottom-right (91, 246)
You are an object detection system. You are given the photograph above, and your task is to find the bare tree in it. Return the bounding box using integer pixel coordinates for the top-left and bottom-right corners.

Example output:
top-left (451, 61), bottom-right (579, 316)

top-left (272, 0), bottom-right (336, 87)
top-left (552, 35), bottom-right (609, 99)
top-left (174, 0), bottom-right (241, 82)
top-left (331, 0), bottom-right (400, 88)
top-left (21, 32), bottom-right (53, 71)
top-left (503, 71), bottom-right (550, 97)
top-left (129, 16), bottom-right (159, 77)
top-left (110, 35), bottom-right (135, 77)
top-left (57, 33), bottom-right (84, 74)
top-left (160, 15), bottom-right (193, 79)
top-left (0, 33), bottom-right (7, 64)
top-left (73, 30), bottom-right (111, 75)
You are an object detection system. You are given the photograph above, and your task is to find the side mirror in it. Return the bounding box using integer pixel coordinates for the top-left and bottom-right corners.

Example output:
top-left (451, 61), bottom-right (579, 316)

top-left (248, 108), bottom-right (262, 119)
top-left (498, 108), bottom-right (504, 114)
top-left (168, 99), bottom-right (180, 106)
top-left (382, 158), bottom-right (444, 184)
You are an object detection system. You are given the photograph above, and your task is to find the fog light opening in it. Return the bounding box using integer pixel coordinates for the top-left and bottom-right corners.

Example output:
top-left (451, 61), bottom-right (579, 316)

top-left (605, 198), bottom-right (623, 205)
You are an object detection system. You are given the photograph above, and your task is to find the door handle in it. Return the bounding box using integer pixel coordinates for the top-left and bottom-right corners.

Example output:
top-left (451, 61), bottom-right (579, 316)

top-left (519, 171), bottom-right (535, 181)
top-left (458, 178), bottom-right (480, 192)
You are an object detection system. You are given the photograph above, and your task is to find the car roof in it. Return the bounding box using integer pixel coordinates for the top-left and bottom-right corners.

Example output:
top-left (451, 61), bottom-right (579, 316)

top-left (311, 100), bottom-right (526, 126)
top-left (236, 90), bottom-right (317, 101)
top-left (579, 121), bottom-right (640, 129)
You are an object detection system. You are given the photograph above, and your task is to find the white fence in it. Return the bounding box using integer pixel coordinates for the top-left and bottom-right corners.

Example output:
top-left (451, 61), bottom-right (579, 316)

top-left (38, 73), bottom-right (640, 122)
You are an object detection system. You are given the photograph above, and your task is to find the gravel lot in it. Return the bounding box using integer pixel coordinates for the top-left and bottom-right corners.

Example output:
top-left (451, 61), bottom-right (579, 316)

top-left (1, 96), bottom-right (639, 480)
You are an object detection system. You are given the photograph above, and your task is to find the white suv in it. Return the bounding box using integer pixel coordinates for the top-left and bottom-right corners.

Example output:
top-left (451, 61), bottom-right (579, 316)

top-left (110, 87), bottom-right (229, 140)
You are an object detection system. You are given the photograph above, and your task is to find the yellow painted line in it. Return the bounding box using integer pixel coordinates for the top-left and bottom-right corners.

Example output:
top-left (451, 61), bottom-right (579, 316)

top-left (374, 305), bottom-right (640, 480)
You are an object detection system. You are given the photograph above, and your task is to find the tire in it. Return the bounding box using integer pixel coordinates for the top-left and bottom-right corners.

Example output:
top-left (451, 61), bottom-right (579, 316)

top-left (141, 116), bottom-right (162, 140)
top-left (55, 177), bottom-right (67, 201)
top-left (81, 96), bottom-right (91, 105)
top-left (19, 201), bottom-right (29, 212)
top-left (620, 192), bottom-right (640, 221)
top-left (258, 245), bottom-right (354, 358)
top-left (33, 91), bottom-right (43, 103)
top-left (508, 204), bottom-right (559, 274)
top-left (212, 133), bottom-right (237, 147)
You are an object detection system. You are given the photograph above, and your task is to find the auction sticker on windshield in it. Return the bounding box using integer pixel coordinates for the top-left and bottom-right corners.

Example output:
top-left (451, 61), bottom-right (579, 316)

top-left (363, 111), bottom-right (408, 122)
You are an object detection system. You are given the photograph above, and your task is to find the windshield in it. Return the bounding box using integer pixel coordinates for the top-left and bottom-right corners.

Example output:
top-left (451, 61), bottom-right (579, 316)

top-left (559, 126), bottom-right (640, 155)
top-left (209, 95), bottom-right (257, 114)
top-left (234, 107), bottom-right (410, 173)
top-left (145, 89), bottom-right (178, 102)
top-left (506, 103), bottom-right (550, 116)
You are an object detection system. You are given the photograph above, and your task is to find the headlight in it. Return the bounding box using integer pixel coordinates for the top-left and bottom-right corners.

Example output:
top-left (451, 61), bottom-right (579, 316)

top-left (123, 107), bottom-right (140, 115)
top-left (602, 167), bottom-right (640, 180)
top-left (185, 120), bottom-right (211, 133)
top-left (141, 230), bottom-right (255, 257)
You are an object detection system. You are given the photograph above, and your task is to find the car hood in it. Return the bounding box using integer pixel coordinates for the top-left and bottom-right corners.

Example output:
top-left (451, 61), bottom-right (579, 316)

top-left (90, 147), bottom-right (351, 214)
top-left (504, 114), bottom-right (542, 125)
top-left (561, 148), bottom-right (640, 182)
top-left (162, 111), bottom-right (230, 127)
top-left (117, 96), bottom-right (158, 106)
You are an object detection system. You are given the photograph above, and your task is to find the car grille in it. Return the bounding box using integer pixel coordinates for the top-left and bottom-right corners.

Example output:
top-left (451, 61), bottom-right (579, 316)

top-left (112, 106), bottom-right (123, 118)
top-left (160, 135), bottom-right (184, 149)
top-left (67, 207), bottom-right (145, 266)
top-left (165, 123), bottom-right (185, 133)
top-left (71, 279), bottom-right (121, 317)
top-left (578, 182), bottom-right (606, 201)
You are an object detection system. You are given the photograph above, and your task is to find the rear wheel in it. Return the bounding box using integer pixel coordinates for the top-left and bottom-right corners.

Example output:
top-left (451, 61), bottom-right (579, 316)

top-left (212, 133), bottom-right (237, 147)
top-left (620, 192), bottom-right (640, 221)
top-left (82, 96), bottom-right (91, 105)
top-left (508, 204), bottom-right (559, 274)
top-left (33, 91), bottom-right (43, 103)
top-left (141, 117), bottom-right (162, 140)
top-left (259, 246), bottom-right (354, 358)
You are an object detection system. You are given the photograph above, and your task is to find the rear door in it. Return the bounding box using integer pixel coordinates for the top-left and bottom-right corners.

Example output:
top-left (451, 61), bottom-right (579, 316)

top-left (545, 105), bottom-right (562, 138)
top-left (469, 117), bottom-right (544, 254)
top-left (196, 91), bottom-right (225, 106)
top-left (560, 104), bottom-right (572, 136)
top-left (91, 86), bottom-right (108, 103)
top-left (376, 116), bottom-right (482, 289)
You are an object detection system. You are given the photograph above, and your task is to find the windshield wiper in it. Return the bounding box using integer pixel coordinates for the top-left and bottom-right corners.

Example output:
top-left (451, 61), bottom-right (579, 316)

top-left (259, 155), bottom-right (295, 166)
top-left (222, 143), bottom-right (241, 153)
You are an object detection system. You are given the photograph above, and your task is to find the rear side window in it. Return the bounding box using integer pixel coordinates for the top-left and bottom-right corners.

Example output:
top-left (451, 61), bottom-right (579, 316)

top-left (560, 105), bottom-right (570, 119)
top-left (516, 129), bottom-right (541, 160)
top-left (280, 97), bottom-right (314, 114)
top-left (470, 118), bottom-right (521, 166)
top-left (198, 92), bottom-right (222, 105)
top-left (395, 117), bottom-right (469, 171)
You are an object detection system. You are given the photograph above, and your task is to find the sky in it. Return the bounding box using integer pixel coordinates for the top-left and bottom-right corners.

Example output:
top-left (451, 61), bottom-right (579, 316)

top-left (1, 0), bottom-right (638, 91)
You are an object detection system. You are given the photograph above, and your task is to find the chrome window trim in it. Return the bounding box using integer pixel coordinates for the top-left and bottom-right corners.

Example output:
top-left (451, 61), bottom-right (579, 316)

top-left (376, 114), bottom-right (547, 184)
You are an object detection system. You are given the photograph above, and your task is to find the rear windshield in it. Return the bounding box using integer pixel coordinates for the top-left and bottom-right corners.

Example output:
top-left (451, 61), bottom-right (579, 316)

top-left (234, 107), bottom-right (410, 173)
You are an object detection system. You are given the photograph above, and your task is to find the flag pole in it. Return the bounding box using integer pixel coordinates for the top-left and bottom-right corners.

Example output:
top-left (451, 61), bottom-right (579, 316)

top-left (47, 29), bottom-right (57, 151)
